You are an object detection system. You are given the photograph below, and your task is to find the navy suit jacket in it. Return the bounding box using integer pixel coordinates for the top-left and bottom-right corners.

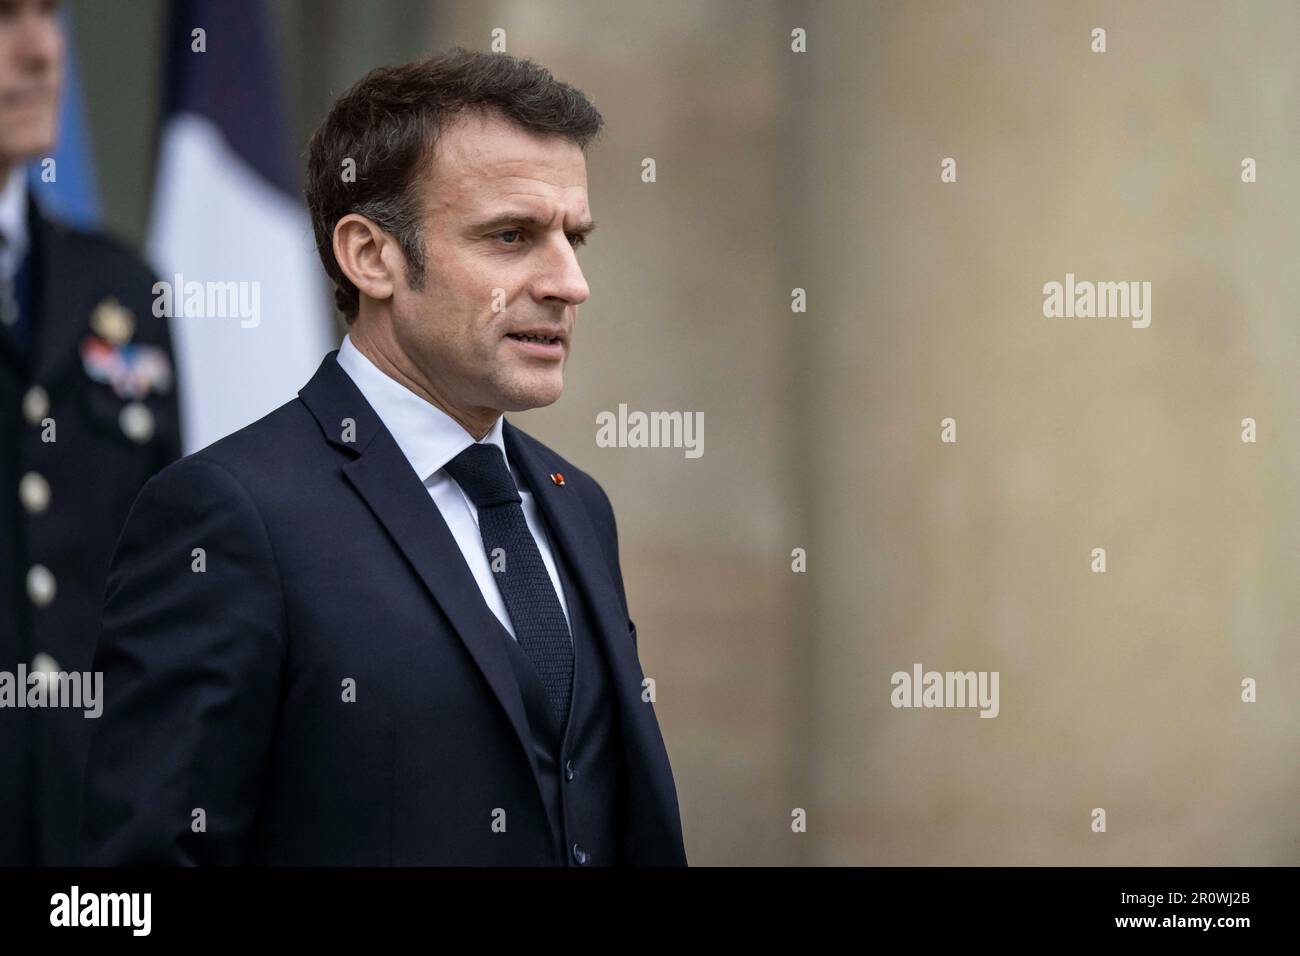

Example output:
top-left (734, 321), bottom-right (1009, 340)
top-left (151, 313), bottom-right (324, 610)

top-left (77, 350), bottom-right (687, 865)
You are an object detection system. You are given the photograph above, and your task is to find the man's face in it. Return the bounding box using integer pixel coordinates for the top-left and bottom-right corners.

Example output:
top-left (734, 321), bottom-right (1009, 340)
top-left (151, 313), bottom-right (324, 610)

top-left (387, 108), bottom-right (592, 417)
top-left (0, 0), bottom-right (62, 165)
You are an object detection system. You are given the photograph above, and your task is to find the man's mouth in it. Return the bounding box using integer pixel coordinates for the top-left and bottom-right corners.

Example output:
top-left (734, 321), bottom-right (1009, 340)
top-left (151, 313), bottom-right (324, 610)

top-left (506, 332), bottom-right (563, 346)
top-left (505, 330), bottom-right (566, 359)
top-left (1, 87), bottom-right (55, 108)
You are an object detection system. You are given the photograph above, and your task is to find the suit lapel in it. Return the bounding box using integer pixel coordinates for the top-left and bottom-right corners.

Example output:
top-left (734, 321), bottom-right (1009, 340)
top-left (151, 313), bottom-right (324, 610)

top-left (504, 420), bottom-right (686, 860)
top-left (299, 353), bottom-right (551, 833)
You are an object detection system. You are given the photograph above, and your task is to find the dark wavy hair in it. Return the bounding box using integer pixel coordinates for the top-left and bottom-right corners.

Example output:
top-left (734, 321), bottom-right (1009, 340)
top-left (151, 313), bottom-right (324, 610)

top-left (305, 46), bottom-right (604, 319)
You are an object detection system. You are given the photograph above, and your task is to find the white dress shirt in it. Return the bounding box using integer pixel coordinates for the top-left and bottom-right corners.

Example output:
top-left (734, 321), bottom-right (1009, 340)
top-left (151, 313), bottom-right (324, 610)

top-left (335, 332), bottom-right (571, 642)
top-left (0, 165), bottom-right (29, 284)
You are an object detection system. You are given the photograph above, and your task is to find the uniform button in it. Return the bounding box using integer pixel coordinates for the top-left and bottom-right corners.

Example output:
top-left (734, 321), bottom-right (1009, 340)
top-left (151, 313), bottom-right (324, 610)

top-left (29, 653), bottom-right (60, 696)
top-left (27, 564), bottom-right (56, 607)
top-left (30, 652), bottom-right (60, 675)
top-left (22, 385), bottom-right (49, 424)
top-left (571, 843), bottom-right (590, 865)
top-left (565, 759), bottom-right (575, 781)
top-left (19, 471), bottom-right (51, 514)
top-left (119, 402), bottom-right (155, 443)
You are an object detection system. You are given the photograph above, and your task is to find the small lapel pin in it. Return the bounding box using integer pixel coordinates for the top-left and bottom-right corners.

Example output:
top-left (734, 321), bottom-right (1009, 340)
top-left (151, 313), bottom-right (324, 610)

top-left (549, 472), bottom-right (566, 486)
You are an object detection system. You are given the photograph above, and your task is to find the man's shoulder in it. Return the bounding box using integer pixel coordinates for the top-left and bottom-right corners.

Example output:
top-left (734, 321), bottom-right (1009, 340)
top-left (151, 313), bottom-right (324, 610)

top-left (507, 421), bottom-right (607, 495)
top-left (33, 210), bottom-right (178, 360)
top-left (148, 396), bottom-right (324, 497)
top-left (141, 405), bottom-right (622, 524)
top-left (504, 420), bottom-right (618, 533)
top-left (40, 214), bottom-right (155, 284)
top-left (505, 421), bottom-right (627, 607)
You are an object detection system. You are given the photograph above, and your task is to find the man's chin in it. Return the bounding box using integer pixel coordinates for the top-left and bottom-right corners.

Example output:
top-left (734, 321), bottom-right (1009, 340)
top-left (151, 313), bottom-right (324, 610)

top-left (0, 115), bottom-right (57, 158)
top-left (497, 378), bottom-right (564, 413)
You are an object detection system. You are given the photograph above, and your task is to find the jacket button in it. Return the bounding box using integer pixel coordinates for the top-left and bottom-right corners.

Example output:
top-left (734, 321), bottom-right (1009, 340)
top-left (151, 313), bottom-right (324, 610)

top-left (571, 843), bottom-right (589, 865)
top-left (19, 472), bottom-right (50, 514)
top-left (564, 759), bottom-right (575, 781)
top-left (22, 385), bottom-right (49, 424)
top-left (27, 564), bottom-right (56, 607)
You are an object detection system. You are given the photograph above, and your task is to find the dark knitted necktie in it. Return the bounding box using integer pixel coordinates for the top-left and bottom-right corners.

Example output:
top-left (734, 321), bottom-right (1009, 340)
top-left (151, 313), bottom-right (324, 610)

top-left (443, 441), bottom-right (574, 729)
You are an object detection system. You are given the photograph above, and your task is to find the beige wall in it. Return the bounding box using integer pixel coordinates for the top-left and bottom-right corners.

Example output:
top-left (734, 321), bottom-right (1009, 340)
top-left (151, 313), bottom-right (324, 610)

top-left (799, 0), bottom-right (1297, 865)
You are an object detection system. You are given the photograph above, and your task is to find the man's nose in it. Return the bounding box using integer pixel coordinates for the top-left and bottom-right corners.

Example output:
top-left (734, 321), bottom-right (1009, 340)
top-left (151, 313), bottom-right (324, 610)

top-left (534, 235), bottom-right (590, 307)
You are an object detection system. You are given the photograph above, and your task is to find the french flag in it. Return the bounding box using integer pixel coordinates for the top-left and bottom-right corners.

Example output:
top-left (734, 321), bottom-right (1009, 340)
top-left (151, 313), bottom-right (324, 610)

top-left (148, 0), bottom-right (332, 454)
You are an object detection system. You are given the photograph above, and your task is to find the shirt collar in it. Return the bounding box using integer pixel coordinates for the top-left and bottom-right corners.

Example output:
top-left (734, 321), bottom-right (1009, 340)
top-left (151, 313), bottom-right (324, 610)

top-left (335, 332), bottom-right (510, 483)
top-left (0, 165), bottom-right (29, 278)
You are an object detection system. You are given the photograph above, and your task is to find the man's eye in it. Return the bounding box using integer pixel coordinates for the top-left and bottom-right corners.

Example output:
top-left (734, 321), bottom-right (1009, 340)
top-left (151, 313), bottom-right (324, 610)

top-left (494, 230), bottom-right (586, 249)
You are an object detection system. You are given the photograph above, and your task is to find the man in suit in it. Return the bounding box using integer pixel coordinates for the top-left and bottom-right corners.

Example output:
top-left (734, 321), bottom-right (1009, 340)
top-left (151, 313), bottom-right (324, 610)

top-left (0, 0), bottom-right (182, 865)
top-left (78, 47), bottom-right (688, 865)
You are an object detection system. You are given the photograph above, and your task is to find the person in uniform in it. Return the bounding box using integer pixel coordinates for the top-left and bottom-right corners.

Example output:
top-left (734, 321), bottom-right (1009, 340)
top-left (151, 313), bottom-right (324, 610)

top-left (0, 0), bottom-right (181, 865)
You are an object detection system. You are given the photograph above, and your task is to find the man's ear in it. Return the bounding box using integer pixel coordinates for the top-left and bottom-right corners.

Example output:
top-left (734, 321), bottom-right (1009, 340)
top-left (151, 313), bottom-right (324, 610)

top-left (333, 214), bottom-right (398, 306)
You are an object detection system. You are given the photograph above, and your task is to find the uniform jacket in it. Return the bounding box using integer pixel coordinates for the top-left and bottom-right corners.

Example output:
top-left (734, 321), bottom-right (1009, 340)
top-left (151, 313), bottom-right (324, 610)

top-left (0, 197), bottom-right (181, 866)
